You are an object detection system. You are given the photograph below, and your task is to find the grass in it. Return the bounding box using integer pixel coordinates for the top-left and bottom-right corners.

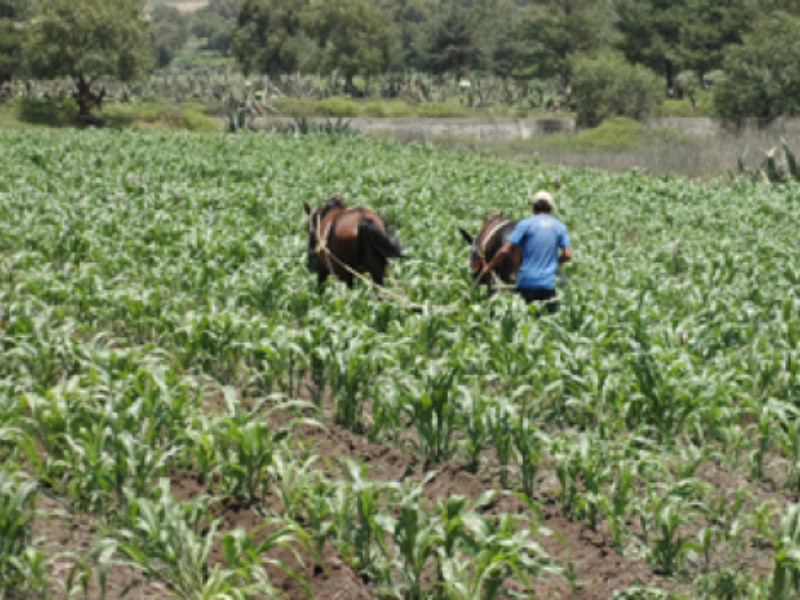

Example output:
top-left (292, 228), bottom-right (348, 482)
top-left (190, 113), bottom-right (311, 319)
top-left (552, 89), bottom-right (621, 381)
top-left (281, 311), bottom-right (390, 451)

top-left (466, 116), bottom-right (795, 179)
top-left (0, 99), bottom-right (223, 132)
top-left (271, 95), bottom-right (555, 120)
top-left (1, 96), bottom-right (793, 180)
top-left (100, 102), bottom-right (223, 132)
top-left (661, 90), bottom-right (715, 118)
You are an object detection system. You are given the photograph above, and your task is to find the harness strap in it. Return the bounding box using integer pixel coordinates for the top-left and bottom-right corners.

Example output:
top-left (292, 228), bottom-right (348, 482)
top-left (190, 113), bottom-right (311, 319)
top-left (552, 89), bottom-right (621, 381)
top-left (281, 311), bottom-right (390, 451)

top-left (314, 212), bottom-right (335, 273)
top-left (477, 218), bottom-right (510, 260)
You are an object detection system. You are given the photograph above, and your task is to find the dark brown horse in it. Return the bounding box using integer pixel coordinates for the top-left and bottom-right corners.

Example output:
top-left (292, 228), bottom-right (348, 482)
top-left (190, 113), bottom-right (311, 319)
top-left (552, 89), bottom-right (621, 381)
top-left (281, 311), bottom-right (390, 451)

top-left (458, 215), bottom-right (520, 291)
top-left (304, 196), bottom-right (404, 288)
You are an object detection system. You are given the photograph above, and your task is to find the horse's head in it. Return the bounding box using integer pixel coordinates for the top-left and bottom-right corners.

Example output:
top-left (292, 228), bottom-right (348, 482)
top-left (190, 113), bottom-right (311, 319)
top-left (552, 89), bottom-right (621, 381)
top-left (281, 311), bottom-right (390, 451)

top-left (303, 196), bottom-right (347, 272)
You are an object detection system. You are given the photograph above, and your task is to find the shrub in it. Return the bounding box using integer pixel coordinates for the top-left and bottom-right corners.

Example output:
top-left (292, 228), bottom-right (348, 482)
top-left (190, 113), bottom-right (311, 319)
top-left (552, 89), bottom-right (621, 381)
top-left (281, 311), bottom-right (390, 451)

top-left (362, 99), bottom-right (415, 118)
top-left (313, 96), bottom-right (360, 117)
top-left (570, 51), bottom-right (664, 128)
top-left (274, 97), bottom-right (317, 118)
top-left (17, 97), bottom-right (78, 127)
top-left (416, 101), bottom-right (471, 118)
top-left (100, 102), bottom-right (223, 132)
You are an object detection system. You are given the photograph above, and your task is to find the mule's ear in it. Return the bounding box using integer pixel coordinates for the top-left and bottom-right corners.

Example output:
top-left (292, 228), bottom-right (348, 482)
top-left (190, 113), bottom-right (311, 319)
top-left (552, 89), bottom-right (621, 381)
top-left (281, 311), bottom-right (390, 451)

top-left (458, 227), bottom-right (474, 245)
top-left (303, 202), bottom-right (311, 215)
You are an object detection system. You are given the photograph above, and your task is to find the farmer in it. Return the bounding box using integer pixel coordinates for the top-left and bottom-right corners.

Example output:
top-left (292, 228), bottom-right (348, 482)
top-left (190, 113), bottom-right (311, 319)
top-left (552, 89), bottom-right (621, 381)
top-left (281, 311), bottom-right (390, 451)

top-left (481, 190), bottom-right (572, 313)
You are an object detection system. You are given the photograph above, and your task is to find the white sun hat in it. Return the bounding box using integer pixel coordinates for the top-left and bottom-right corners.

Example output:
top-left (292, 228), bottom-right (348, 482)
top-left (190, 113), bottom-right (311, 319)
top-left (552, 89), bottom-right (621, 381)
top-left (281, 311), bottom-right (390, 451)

top-left (531, 190), bottom-right (555, 212)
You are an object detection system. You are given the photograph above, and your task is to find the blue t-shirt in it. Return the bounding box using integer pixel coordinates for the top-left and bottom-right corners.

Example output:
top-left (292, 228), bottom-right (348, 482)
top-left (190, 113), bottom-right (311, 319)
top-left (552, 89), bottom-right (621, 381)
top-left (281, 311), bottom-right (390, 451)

top-left (508, 215), bottom-right (570, 290)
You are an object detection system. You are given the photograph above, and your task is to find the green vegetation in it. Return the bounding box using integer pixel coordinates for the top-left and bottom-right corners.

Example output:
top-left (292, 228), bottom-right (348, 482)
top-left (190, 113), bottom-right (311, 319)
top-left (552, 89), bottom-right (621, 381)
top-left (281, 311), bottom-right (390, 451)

top-left (0, 128), bottom-right (799, 597)
top-left (0, 0), bottom-right (28, 82)
top-left (476, 117), bottom-right (716, 176)
top-left (526, 117), bottom-right (685, 152)
top-left (100, 101), bottom-right (223, 131)
top-left (570, 51), bottom-right (663, 127)
top-left (712, 12), bottom-right (800, 126)
top-left (3, 0), bottom-right (800, 126)
top-left (25, 0), bottom-right (152, 118)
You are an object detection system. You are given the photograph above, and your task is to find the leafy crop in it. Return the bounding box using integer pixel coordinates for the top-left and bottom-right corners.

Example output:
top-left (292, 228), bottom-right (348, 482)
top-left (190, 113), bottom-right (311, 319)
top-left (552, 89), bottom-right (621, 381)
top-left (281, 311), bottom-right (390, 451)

top-left (0, 128), bottom-right (798, 596)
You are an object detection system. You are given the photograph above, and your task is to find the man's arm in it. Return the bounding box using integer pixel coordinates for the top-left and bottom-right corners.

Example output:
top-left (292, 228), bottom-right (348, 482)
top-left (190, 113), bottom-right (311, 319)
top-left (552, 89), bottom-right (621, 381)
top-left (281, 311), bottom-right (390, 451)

top-left (560, 246), bottom-right (573, 264)
top-left (482, 241), bottom-right (515, 274)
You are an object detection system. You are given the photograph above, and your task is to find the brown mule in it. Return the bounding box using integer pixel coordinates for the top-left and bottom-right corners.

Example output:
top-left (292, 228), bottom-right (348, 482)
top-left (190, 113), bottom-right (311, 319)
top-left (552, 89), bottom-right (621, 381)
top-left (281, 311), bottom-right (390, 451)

top-left (304, 196), bottom-right (404, 289)
top-left (458, 214), bottom-right (520, 292)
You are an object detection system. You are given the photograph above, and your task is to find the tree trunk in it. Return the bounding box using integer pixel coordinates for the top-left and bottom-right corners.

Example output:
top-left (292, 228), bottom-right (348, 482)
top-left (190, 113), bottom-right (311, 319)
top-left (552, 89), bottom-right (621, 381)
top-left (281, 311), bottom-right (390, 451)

top-left (345, 73), bottom-right (360, 97)
top-left (76, 73), bottom-right (94, 116)
top-left (74, 74), bottom-right (106, 127)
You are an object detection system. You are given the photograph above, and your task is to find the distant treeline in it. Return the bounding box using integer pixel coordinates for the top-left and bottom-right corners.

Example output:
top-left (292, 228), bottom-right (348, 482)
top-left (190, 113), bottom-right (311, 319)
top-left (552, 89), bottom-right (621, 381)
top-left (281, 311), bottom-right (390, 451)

top-left (3, 0), bottom-right (800, 126)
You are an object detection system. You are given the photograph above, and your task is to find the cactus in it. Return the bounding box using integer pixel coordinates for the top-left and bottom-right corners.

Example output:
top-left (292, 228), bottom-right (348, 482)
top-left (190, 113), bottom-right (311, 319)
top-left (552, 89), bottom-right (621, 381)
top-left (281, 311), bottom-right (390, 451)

top-left (737, 142), bottom-right (800, 185)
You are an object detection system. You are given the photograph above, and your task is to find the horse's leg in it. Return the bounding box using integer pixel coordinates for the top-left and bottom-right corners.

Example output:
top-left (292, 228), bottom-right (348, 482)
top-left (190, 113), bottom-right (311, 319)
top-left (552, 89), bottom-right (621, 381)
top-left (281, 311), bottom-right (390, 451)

top-left (366, 255), bottom-right (387, 286)
top-left (316, 270), bottom-right (328, 294)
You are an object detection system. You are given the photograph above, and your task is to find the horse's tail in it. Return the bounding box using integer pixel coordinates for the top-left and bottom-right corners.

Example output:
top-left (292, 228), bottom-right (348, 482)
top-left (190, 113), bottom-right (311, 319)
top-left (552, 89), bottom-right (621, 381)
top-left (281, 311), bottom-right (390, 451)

top-left (359, 219), bottom-right (405, 261)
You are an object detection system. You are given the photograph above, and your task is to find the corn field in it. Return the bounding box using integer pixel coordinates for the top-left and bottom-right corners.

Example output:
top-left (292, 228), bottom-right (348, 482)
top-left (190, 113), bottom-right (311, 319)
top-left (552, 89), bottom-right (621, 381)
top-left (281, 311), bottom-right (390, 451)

top-left (1, 128), bottom-right (799, 598)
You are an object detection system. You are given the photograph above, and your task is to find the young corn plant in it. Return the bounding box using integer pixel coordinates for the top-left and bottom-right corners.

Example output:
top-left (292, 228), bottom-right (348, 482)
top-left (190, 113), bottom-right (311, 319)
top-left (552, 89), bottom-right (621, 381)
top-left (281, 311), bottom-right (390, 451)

top-left (220, 519), bottom-right (315, 598)
top-left (438, 494), bottom-right (563, 600)
top-left (329, 460), bottom-right (395, 585)
top-left (304, 479), bottom-right (336, 554)
top-left (403, 358), bottom-right (462, 463)
top-left (327, 335), bottom-right (378, 432)
top-left (376, 478), bottom-right (439, 600)
top-left (553, 436), bottom-right (585, 522)
top-left (770, 503), bottom-right (800, 599)
top-left (267, 445), bottom-right (321, 522)
top-left (638, 482), bottom-right (707, 576)
top-left (455, 384), bottom-right (490, 474)
top-left (216, 416), bottom-right (283, 504)
top-left (607, 462), bottom-right (635, 553)
top-left (112, 480), bottom-right (221, 598)
top-left (508, 397), bottom-right (548, 499)
top-left (0, 470), bottom-right (47, 597)
top-left (487, 402), bottom-right (515, 488)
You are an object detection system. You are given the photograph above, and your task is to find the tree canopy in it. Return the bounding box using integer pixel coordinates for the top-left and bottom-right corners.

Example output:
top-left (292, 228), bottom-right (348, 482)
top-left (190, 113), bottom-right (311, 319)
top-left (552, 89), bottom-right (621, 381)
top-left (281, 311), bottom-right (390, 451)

top-left (712, 12), bottom-right (800, 125)
top-left (303, 0), bottom-right (398, 93)
top-left (192, 0), bottom-right (240, 55)
top-left (25, 0), bottom-right (151, 115)
top-left (6, 0), bottom-right (800, 125)
top-left (0, 0), bottom-right (27, 82)
top-left (233, 0), bottom-right (311, 78)
top-left (150, 5), bottom-right (190, 68)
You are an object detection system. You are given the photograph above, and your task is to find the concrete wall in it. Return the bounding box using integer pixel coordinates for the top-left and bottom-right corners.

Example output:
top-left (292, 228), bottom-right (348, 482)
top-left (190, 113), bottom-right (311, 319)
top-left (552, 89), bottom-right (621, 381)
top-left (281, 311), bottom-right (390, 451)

top-left (263, 116), bottom-right (576, 142)
top-left (261, 115), bottom-right (800, 142)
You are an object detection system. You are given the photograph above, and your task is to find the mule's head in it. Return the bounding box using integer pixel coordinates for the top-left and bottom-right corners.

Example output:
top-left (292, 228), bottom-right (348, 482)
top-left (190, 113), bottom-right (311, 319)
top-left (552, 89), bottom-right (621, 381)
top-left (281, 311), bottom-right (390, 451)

top-left (458, 227), bottom-right (492, 284)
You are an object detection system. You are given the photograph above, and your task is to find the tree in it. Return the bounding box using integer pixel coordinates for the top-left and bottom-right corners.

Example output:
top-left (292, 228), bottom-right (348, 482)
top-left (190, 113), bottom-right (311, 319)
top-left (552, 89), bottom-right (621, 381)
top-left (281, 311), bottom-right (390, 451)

top-left (613, 0), bottom-right (685, 89)
top-left (673, 0), bottom-right (757, 80)
top-left (511, 0), bottom-right (616, 85)
top-left (0, 0), bottom-right (28, 82)
top-left (25, 0), bottom-right (151, 118)
top-left (232, 0), bottom-right (312, 78)
top-left (571, 50), bottom-right (663, 127)
top-left (712, 12), bottom-right (800, 126)
top-left (303, 0), bottom-right (398, 94)
top-left (419, 0), bottom-right (487, 77)
top-left (192, 0), bottom-right (240, 55)
top-left (150, 5), bottom-right (190, 68)
top-left (378, 0), bottom-right (435, 71)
